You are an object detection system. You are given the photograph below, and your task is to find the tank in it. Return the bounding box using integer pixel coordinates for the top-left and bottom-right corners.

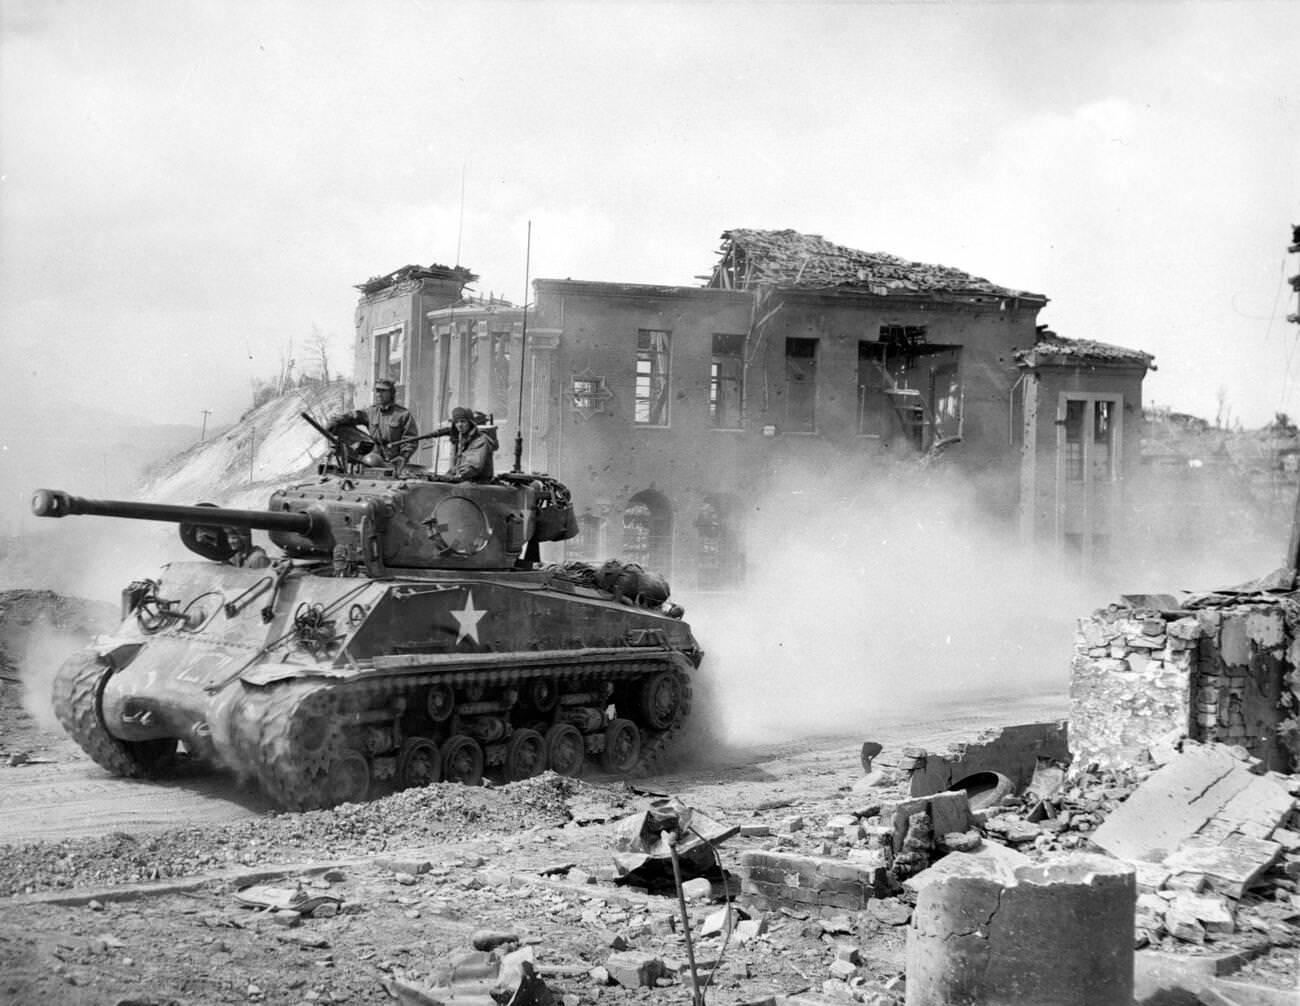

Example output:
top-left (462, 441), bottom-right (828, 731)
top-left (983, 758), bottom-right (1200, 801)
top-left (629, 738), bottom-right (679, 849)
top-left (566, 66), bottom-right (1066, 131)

top-left (31, 416), bottom-right (703, 810)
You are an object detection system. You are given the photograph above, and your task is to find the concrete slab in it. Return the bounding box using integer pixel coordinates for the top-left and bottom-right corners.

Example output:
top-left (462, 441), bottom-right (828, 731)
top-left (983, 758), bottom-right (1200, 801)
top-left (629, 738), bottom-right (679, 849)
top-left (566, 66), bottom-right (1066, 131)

top-left (1091, 744), bottom-right (1278, 863)
top-left (1134, 947), bottom-right (1295, 1006)
top-left (1162, 835), bottom-right (1282, 900)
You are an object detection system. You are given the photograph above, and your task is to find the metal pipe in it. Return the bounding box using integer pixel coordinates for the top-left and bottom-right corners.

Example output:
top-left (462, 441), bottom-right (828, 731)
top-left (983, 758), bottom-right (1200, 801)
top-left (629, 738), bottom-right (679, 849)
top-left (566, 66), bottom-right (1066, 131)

top-left (667, 831), bottom-right (705, 1006)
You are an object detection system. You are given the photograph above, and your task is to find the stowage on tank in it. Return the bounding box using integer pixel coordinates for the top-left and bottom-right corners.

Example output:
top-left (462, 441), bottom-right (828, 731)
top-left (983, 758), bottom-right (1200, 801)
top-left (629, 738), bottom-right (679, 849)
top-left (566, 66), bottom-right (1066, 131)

top-left (32, 415), bottom-right (703, 810)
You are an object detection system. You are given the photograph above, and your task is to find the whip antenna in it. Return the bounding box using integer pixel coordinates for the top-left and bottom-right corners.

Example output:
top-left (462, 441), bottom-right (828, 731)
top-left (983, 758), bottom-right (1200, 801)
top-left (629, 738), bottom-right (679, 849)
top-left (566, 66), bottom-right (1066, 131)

top-left (512, 220), bottom-right (532, 473)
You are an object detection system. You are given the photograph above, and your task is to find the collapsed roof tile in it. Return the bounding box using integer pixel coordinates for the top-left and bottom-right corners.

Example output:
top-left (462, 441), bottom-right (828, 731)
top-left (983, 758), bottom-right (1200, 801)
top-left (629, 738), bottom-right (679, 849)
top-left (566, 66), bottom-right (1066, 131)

top-left (1014, 328), bottom-right (1155, 369)
top-left (706, 227), bottom-right (1044, 302)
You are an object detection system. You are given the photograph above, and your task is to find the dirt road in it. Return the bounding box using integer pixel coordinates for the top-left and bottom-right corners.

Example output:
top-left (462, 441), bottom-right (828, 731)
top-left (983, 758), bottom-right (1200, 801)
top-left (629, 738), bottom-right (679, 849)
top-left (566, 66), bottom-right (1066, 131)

top-left (0, 691), bottom-right (1068, 845)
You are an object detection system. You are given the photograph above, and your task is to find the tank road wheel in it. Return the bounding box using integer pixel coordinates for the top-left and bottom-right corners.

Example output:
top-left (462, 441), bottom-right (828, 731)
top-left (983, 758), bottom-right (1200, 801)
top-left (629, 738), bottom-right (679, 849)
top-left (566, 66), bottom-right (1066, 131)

top-left (325, 749), bottom-right (371, 806)
top-left (441, 734), bottom-right (484, 786)
top-left (636, 670), bottom-right (686, 731)
top-left (601, 718), bottom-right (642, 775)
top-left (504, 728), bottom-right (546, 782)
top-left (425, 684), bottom-right (455, 722)
top-left (51, 648), bottom-right (176, 779)
top-left (397, 738), bottom-right (441, 789)
top-left (524, 677), bottom-right (559, 714)
top-left (544, 724), bottom-right (585, 778)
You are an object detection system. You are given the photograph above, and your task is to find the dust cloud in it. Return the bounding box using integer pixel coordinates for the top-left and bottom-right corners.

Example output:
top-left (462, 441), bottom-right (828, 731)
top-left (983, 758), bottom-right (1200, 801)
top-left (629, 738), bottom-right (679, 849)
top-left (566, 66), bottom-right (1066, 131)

top-left (2, 514), bottom-right (191, 730)
top-left (18, 622), bottom-right (89, 731)
top-left (683, 451), bottom-right (1296, 749)
top-left (686, 462), bottom-right (1101, 748)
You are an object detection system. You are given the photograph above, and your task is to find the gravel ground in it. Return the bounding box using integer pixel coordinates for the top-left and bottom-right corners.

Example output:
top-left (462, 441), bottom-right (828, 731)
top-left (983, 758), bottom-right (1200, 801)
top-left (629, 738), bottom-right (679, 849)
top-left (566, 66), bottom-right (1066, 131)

top-left (0, 773), bottom-right (605, 898)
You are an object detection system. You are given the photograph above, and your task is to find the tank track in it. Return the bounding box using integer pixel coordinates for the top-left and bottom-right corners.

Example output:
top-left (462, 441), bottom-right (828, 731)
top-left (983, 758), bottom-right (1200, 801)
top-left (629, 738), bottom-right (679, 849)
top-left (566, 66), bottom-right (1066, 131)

top-left (226, 657), bottom-right (695, 810)
top-left (52, 648), bottom-right (176, 778)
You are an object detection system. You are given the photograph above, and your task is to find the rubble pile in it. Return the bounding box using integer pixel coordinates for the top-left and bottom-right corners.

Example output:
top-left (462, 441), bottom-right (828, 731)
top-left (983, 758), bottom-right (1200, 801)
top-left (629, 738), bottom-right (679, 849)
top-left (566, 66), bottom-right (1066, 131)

top-left (1090, 742), bottom-right (1300, 953)
top-left (0, 773), bottom-right (594, 898)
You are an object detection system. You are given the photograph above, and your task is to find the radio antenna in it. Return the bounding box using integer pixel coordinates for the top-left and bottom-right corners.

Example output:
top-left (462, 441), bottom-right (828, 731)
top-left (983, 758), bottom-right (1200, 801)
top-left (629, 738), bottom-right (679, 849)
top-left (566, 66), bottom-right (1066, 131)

top-left (512, 221), bottom-right (532, 473)
top-left (455, 162), bottom-right (466, 267)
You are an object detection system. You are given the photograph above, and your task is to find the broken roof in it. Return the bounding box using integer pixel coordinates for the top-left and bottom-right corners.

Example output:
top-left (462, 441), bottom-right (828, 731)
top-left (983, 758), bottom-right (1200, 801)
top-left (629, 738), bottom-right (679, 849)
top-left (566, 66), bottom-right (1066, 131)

top-left (355, 262), bottom-right (479, 296)
top-left (705, 228), bottom-right (1045, 302)
top-left (1015, 330), bottom-right (1156, 370)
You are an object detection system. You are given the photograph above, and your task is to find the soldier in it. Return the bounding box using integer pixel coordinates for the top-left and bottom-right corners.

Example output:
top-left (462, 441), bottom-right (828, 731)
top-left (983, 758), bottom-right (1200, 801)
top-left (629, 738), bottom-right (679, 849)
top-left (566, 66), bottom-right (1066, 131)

top-left (224, 527), bottom-right (271, 569)
top-left (328, 379), bottom-right (418, 463)
top-left (430, 406), bottom-right (498, 482)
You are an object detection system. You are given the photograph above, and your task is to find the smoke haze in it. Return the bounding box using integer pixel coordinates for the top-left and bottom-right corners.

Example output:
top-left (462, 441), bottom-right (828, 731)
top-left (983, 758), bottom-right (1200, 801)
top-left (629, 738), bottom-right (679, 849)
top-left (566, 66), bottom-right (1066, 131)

top-left (680, 453), bottom-right (1289, 749)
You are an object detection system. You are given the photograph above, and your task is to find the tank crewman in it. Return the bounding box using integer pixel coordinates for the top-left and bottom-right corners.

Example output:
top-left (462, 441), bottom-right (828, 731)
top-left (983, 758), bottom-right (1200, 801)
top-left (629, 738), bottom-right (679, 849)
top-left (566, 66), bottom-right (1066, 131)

top-left (328, 379), bottom-right (418, 463)
top-left (429, 406), bottom-right (498, 482)
top-left (223, 527), bottom-right (271, 569)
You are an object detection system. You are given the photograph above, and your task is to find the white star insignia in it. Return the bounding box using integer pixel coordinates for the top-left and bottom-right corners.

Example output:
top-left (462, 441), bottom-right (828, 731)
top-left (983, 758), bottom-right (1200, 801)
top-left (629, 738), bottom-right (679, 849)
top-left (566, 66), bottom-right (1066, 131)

top-left (450, 589), bottom-right (486, 645)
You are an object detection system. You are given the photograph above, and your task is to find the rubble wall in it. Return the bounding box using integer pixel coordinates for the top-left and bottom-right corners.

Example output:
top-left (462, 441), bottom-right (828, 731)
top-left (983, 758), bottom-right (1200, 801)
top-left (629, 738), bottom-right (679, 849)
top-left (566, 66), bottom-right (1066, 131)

top-left (1071, 599), bottom-right (1300, 774)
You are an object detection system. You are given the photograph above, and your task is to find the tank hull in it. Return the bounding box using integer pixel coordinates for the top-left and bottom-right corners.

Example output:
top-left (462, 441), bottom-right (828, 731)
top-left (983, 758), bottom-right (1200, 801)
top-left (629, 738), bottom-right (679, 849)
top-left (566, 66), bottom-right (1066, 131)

top-left (54, 561), bottom-right (702, 809)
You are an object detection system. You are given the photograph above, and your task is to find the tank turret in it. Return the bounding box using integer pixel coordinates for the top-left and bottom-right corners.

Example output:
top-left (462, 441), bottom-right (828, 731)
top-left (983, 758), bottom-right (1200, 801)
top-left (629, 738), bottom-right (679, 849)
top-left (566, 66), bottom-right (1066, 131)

top-left (34, 468), bottom-right (577, 575)
top-left (31, 413), bottom-right (701, 810)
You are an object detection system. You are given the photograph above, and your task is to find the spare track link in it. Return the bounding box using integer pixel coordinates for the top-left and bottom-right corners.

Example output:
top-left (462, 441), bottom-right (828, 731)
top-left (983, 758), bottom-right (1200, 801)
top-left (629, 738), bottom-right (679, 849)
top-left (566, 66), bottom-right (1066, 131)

top-left (231, 656), bottom-right (695, 808)
top-left (51, 648), bottom-right (175, 778)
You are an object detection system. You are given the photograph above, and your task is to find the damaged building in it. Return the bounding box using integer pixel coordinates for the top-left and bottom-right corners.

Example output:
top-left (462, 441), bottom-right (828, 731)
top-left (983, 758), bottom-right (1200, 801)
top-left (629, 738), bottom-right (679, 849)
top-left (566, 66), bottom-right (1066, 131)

top-left (350, 229), bottom-right (1153, 588)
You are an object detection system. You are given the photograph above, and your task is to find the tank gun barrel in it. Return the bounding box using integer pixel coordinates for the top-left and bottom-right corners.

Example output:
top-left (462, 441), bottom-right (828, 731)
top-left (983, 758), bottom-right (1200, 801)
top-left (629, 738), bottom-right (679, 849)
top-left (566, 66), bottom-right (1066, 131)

top-left (32, 489), bottom-right (320, 537)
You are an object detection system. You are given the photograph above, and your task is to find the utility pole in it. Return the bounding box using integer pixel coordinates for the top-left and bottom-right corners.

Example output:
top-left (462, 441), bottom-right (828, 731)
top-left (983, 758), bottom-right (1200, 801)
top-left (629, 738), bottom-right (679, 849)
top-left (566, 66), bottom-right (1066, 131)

top-left (200, 409), bottom-right (211, 442)
top-left (1283, 224), bottom-right (1300, 570)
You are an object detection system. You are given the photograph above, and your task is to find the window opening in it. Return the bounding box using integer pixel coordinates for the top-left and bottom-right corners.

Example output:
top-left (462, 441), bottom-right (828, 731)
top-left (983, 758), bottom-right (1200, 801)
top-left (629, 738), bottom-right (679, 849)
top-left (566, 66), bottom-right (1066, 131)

top-left (879, 325), bottom-right (929, 353)
top-left (930, 362), bottom-right (961, 441)
top-left (1092, 400), bottom-right (1114, 483)
top-left (373, 324), bottom-right (405, 388)
top-left (710, 333), bottom-right (745, 430)
top-left (490, 330), bottom-right (513, 414)
top-left (635, 330), bottom-right (671, 426)
top-left (857, 341), bottom-right (890, 436)
top-left (1064, 400), bottom-right (1086, 481)
top-left (785, 337), bottom-right (818, 432)
top-left (571, 374), bottom-right (612, 415)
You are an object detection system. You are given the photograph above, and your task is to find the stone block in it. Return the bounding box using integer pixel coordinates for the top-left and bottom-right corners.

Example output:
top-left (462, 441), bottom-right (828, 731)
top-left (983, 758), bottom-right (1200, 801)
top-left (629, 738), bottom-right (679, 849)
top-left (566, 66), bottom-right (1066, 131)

top-left (1162, 834), bottom-right (1281, 899)
top-left (740, 850), bottom-right (889, 912)
top-left (604, 951), bottom-right (663, 988)
top-left (827, 959), bottom-right (857, 980)
top-left (733, 918), bottom-right (765, 943)
top-left (375, 857), bottom-right (433, 875)
top-left (832, 942), bottom-right (862, 964)
top-left (927, 791), bottom-right (972, 838)
top-left (1169, 892), bottom-right (1235, 934)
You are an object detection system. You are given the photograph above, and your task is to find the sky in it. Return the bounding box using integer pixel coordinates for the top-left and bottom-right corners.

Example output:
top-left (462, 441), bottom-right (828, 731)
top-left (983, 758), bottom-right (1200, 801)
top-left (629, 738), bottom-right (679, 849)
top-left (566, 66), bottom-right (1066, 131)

top-left (1, 0), bottom-right (1298, 447)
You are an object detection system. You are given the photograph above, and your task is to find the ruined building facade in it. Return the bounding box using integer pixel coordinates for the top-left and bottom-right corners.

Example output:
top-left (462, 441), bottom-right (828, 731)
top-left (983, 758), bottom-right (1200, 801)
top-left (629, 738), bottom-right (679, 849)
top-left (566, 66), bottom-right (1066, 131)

top-left (351, 229), bottom-right (1153, 588)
